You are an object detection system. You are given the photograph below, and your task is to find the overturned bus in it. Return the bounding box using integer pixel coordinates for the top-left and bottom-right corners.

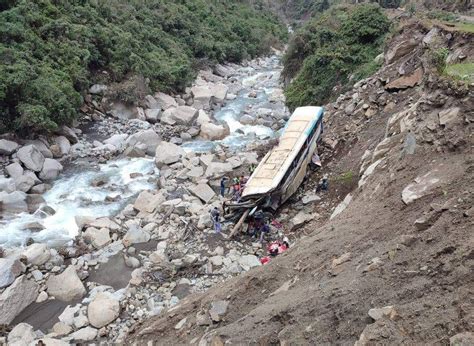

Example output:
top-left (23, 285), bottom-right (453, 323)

top-left (225, 106), bottom-right (324, 235)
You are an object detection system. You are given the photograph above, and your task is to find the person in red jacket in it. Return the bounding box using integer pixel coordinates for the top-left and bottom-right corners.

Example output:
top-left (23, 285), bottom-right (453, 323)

top-left (260, 237), bottom-right (290, 265)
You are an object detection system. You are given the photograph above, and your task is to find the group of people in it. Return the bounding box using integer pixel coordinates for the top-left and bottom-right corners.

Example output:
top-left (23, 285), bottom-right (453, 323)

top-left (220, 173), bottom-right (250, 201)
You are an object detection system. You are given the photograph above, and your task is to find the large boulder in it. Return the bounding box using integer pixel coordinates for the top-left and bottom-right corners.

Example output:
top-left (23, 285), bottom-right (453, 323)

top-left (13, 174), bottom-right (36, 193)
top-left (170, 106), bottom-right (199, 125)
top-left (104, 134), bottom-right (129, 151)
top-left (145, 108), bottom-right (161, 123)
top-left (154, 92), bottom-right (178, 110)
top-left (57, 125), bottom-right (79, 144)
top-left (189, 183), bottom-right (216, 204)
top-left (205, 162), bottom-right (233, 179)
top-left (89, 84), bottom-right (107, 95)
top-left (26, 194), bottom-right (46, 213)
top-left (108, 101), bottom-right (137, 120)
top-left (17, 145), bottom-right (45, 172)
top-left (385, 68), bottom-right (423, 91)
top-left (39, 158), bottom-right (63, 180)
top-left (87, 292), bottom-right (120, 328)
top-left (23, 140), bottom-right (53, 159)
top-left (0, 191), bottom-right (28, 213)
top-left (154, 141), bottom-right (186, 168)
top-left (8, 322), bottom-right (36, 345)
top-left (191, 86), bottom-right (214, 110)
top-left (385, 39), bottom-right (419, 64)
top-left (6, 162), bottom-right (23, 177)
top-left (0, 258), bottom-right (24, 288)
top-left (439, 107), bottom-right (461, 127)
top-left (54, 136), bottom-right (71, 156)
top-left (0, 176), bottom-right (16, 193)
top-left (23, 243), bottom-right (51, 266)
top-left (0, 275), bottom-right (39, 325)
top-left (402, 170), bottom-right (444, 205)
top-left (211, 83), bottom-right (229, 103)
top-left (200, 122), bottom-right (230, 141)
top-left (126, 129), bottom-right (161, 156)
top-left (46, 265), bottom-right (86, 301)
top-left (134, 190), bottom-right (166, 213)
top-left (196, 110), bottom-right (211, 126)
top-left (0, 139), bottom-right (19, 155)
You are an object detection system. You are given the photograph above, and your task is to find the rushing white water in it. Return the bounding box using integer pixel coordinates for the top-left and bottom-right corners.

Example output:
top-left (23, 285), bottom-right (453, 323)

top-left (0, 55), bottom-right (286, 248)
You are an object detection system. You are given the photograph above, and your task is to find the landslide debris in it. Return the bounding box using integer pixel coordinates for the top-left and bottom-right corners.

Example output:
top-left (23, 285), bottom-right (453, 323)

top-left (127, 19), bottom-right (473, 345)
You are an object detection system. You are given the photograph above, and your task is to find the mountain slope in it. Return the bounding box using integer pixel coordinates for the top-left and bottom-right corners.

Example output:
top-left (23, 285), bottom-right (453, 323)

top-left (127, 19), bottom-right (474, 345)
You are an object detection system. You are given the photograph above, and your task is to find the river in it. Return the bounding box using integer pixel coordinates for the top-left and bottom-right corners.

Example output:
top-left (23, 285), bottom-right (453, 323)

top-left (0, 55), bottom-right (287, 248)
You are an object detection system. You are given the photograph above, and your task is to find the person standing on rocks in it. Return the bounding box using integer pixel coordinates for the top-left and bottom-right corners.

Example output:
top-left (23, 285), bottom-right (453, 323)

top-left (220, 176), bottom-right (229, 197)
top-left (210, 207), bottom-right (222, 233)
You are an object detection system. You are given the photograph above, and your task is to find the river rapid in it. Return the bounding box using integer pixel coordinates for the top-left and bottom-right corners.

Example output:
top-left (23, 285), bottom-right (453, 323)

top-left (0, 55), bottom-right (288, 249)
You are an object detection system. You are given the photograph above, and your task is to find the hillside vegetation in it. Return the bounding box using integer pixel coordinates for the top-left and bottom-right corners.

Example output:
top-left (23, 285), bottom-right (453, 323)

top-left (283, 4), bottom-right (390, 110)
top-left (0, 0), bottom-right (287, 133)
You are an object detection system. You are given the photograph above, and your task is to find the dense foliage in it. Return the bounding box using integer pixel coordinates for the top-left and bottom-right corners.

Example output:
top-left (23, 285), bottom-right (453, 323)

top-left (0, 0), bottom-right (287, 133)
top-left (283, 4), bottom-right (390, 110)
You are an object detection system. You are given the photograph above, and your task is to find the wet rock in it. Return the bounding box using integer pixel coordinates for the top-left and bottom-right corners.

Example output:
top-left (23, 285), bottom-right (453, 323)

top-left (0, 139), bottom-right (19, 155)
top-left (88, 292), bottom-right (120, 328)
top-left (155, 141), bottom-right (186, 168)
top-left (209, 300), bottom-right (229, 322)
top-left (26, 194), bottom-right (46, 213)
top-left (83, 227), bottom-right (111, 249)
top-left (30, 183), bottom-right (50, 194)
top-left (0, 191), bottom-right (28, 213)
top-left (240, 114), bottom-right (256, 125)
top-left (200, 122), bottom-right (230, 141)
top-left (39, 158), bottom-right (63, 180)
top-left (126, 129), bottom-right (161, 156)
top-left (0, 258), bottom-right (24, 288)
top-left (23, 243), bottom-right (51, 265)
top-left (17, 145), bottom-right (45, 172)
top-left (385, 68), bottom-right (423, 91)
top-left (0, 275), bottom-right (39, 325)
top-left (189, 183), bottom-right (216, 203)
top-left (124, 145), bottom-right (146, 158)
top-left (88, 217), bottom-right (120, 231)
top-left (154, 92), bottom-right (178, 110)
top-left (47, 265), bottom-right (86, 301)
top-left (402, 170), bottom-right (444, 205)
top-left (8, 322), bottom-right (36, 345)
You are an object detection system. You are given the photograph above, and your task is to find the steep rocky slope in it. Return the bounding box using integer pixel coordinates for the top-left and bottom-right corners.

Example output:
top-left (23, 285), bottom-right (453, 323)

top-left (128, 19), bottom-right (473, 345)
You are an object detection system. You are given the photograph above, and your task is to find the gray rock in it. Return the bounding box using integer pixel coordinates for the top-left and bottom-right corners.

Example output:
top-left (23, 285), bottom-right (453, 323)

top-left (8, 322), bottom-right (36, 345)
top-left (154, 92), bottom-right (177, 110)
top-left (125, 256), bottom-right (141, 268)
top-left (23, 243), bottom-right (51, 266)
top-left (104, 134), bottom-right (128, 151)
top-left (0, 139), bottom-right (19, 155)
top-left (58, 125), bottom-right (79, 144)
top-left (133, 190), bottom-right (166, 213)
top-left (154, 141), bottom-right (186, 168)
top-left (0, 191), bottom-right (28, 213)
top-left (209, 300), bottom-right (229, 322)
top-left (23, 140), bottom-right (53, 159)
top-left (17, 145), bottom-right (45, 172)
top-left (0, 176), bottom-right (16, 193)
top-left (439, 107), bottom-right (461, 127)
top-left (126, 129), bottom-right (161, 156)
top-left (26, 194), bottom-right (46, 213)
top-left (83, 227), bottom-right (111, 249)
top-left (450, 332), bottom-right (474, 346)
top-left (169, 106), bottom-right (199, 125)
top-left (200, 122), bottom-right (230, 141)
top-left (47, 265), bottom-right (86, 301)
top-left (0, 275), bottom-right (39, 325)
top-left (0, 258), bottom-right (24, 288)
top-left (189, 183), bottom-right (215, 203)
top-left (39, 158), bottom-right (63, 180)
top-left (238, 255), bottom-right (261, 271)
top-left (368, 306), bottom-right (396, 321)
top-left (54, 136), bottom-right (71, 156)
top-left (87, 292), bottom-right (120, 328)
top-left (6, 162), bottom-right (23, 177)
top-left (289, 211), bottom-right (314, 230)
top-left (205, 162), bottom-right (233, 179)
top-left (69, 327), bottom-right (98, 342)
top-left (122, 223), bottom-right (151, 247)
top-left (13, 174), bottom-right (36, 192)
top-left (330, 194), bottom-right (352, 220)
top-left (402, 170), bottom-right (443, 205)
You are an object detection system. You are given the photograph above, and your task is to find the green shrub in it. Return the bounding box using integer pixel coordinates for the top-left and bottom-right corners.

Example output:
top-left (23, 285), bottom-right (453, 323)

top-left (283, 4), bottom-right (390, 110)
top-left (0, 0), bottom-right (287, 133)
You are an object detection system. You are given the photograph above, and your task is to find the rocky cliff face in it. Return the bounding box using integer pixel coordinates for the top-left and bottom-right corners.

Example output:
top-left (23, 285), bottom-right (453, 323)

top-left (127, 19), bottom-right (473, 345)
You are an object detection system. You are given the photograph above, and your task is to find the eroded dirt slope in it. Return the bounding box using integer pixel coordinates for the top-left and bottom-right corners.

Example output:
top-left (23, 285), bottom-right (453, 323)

top-left (128, 20), bottom-right (474, 345)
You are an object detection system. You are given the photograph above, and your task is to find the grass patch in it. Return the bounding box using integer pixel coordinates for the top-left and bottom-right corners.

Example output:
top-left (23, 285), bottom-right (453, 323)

top-left (445, 63), bottom-right (474, 82)
top-left (335, 171), bottom-right (355, 183)
top-left (454, 22), bottom-right (474, 33)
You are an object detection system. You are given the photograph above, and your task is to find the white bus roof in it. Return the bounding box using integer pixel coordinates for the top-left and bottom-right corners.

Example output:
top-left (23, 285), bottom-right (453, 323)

top-left (242, 106), bottom-right (324, 198)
